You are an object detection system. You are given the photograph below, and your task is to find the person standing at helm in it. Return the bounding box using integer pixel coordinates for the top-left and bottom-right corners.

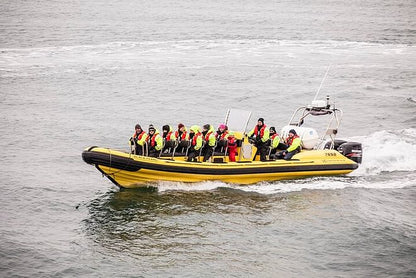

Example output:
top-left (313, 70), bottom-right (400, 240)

top-left (277, 129), bottom-right (302, 160)
top-left (147, 124), bottom-right (163, 157)
top-left (247, 118), bottom-right (270, 161)
top-left (187, 125), bottom-right (203, 162)
top-left (201, 124), bottom-right (216, 162)
top-left (129, 124), bottom-right (148, 155)
top-left (162, 125), bottom-right (176, 152)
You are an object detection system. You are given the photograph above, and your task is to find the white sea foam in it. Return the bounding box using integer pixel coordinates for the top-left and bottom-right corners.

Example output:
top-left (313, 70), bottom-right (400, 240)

top-left (349, 128), bottom-right (416, 175)
top-left (1, 39), bottom-right (414, 77)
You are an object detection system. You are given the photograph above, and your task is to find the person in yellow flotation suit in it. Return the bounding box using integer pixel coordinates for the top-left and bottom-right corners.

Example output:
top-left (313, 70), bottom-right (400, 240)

top-left (187, 125), bottom-right (203, 162)
top-left (162, 125), bottom-right (176, 153)
top-left (268, 126), bottom-right (287, 159)
top-left (247, 118), bottom-right (270, 161)
top-left (129, 124), bottom-right (148, 155)
top-left (147, 124), bottom-right (163, 157)
top-left (201, 124), bottom-right (216, 162)
top-left (276, 129), bottom-right (302, 160)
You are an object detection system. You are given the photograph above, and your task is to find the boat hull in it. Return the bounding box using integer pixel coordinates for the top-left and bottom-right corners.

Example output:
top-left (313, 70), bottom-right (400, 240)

top-left (82, 147), bottom-right (358, 188)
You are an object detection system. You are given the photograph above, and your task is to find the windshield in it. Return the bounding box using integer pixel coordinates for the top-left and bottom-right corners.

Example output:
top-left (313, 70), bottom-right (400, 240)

top-left (225, 109), bottom-right (252, 132)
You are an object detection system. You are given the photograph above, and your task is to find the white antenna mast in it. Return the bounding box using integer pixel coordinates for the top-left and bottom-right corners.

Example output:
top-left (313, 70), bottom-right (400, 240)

top-left (313, 65), bottom-right (331, 101)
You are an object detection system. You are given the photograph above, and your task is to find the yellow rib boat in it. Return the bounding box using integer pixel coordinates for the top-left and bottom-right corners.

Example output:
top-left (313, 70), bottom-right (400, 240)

top-left (82, 98), bottom-right (362, 189)
top-left (82, 146), bottom-right (358, 188)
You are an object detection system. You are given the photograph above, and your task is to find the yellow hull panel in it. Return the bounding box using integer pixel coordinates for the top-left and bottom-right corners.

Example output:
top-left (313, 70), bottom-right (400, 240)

top-left (97, 165), bottom-right (353, 188)
top-left (82, 147), bottom-right (358, 189)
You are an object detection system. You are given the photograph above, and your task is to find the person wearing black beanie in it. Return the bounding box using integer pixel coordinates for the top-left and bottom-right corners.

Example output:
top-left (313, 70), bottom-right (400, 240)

top-left (276, 128), bottom-right (302, 160)
top-left (247, 117), bottom-right (270, 161)
top-left (289, 129), bottom-right (297, 136)
top-left (268, 127), bottom-right (288, 159)
top-left (161, 124), bottom-right (176, 153)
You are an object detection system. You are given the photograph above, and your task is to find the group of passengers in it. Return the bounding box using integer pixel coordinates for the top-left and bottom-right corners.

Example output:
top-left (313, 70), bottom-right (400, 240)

top-left (129, 118), bottom-right (301, 162)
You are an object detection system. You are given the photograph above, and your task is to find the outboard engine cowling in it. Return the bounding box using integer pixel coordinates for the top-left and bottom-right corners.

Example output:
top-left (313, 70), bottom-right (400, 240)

top-left (338, 142), bottom-right (363, 164)
top-left (324, 139), bottom-right (347, 150)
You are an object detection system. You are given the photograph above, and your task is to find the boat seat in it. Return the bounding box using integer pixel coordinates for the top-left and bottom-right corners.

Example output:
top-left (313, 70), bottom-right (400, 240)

top-left (172, 152), bottom-right (187, 157)
top-left (198, 141), bottom-right (206, 156)
top-left (173, 140), bottom-right (191, 157)
top-left (160, 152), bottom-right (174, 157)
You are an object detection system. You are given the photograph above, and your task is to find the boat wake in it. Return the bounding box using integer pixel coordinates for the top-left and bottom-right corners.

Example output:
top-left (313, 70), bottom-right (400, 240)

top-left (1, 39), bottom-right (413, 77)
top-left (350, 128), bottom-right (416, 175)
top-left (156, 128), bottom-right (416, 194)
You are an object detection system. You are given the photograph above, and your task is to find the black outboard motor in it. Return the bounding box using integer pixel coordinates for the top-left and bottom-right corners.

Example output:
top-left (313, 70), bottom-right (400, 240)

top-left (324, 139), bottom-right (347, 150)
top-left (338, 142), bottom-right (363, 164)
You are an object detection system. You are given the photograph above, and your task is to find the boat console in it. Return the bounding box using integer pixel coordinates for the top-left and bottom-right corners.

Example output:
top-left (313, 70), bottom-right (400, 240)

top-left (284, 96), bottom-right (362, 163)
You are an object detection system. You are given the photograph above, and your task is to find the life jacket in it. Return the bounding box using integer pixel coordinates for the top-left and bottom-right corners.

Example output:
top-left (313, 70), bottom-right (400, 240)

top-left (192, 132), bottom-right (202, 146)
top-left (133, 130), bottom-right (146, 141)
top-left (227, 136), bottom-right (237, 148)
top-left (286, 134), bottom-right (299, 146)
top-left (228, 135), bottom-right (235, 142)
top-left (216, 130), bottom-right (228, 140)
top-left (149, 132), bottom-right (160, 147)
top-left (254, 124), bottom-right (267, 139)
top-left (205, 131), bottom-right (213, 142)
top-left (271, 134), bottom-right (280, 144)
top-left (175, 130), bottom-right (187, 141)
top-left (215, 130), bottom-right (222, 140)
top-left (166, 131), bottom-right (174, 141)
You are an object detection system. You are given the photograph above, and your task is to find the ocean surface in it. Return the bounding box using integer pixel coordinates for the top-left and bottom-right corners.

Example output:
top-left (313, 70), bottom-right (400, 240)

top-left (1, 0), bottom-right (416, 277)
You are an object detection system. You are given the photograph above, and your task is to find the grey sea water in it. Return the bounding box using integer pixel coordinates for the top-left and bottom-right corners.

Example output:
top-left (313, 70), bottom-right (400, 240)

top-left (1, 0), bottom-right (416, 277)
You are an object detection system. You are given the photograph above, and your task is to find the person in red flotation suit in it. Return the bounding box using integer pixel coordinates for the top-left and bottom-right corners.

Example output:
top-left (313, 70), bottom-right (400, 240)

top-left (227, 131), bottom-right (238, 162)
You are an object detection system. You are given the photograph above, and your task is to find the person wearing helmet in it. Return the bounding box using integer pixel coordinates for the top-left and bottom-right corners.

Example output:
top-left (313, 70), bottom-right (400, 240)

top-left (247, 118), bottom-right (270, 161)
top-left (276, 129), bottom-right (301, 160)
top-left (129, 124), bottom-right (148, 155)
top-left (227, 131), bottom-right (238, 162)
top-left (147, 124), bottom-right (163, 157)
top-left (187, 125), bottom-right (203, 162)
top-left (215, 123), bottom-right (229, 152)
